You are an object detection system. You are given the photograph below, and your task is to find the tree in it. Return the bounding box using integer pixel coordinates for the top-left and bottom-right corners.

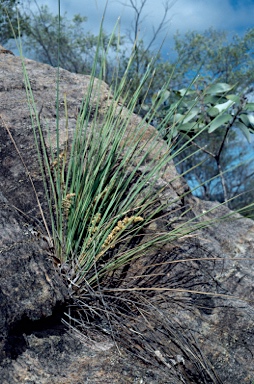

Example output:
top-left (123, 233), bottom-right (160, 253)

top-left (22, 5), bottom-right (122, 78)
top-left (21, 1), bottom-right (175, 104)
top-left (141, 78), bottom-right (254, 206)
top-left (172, 28), bottom-right (254, 92)
top-left (167, 29), bottom-right (254, 206)
top-left (136, 27), bottom-right (254, 208)
top-left (0, 0), bottom-right (26, 44)
top-left (116, 0), bottom-right (176, 107)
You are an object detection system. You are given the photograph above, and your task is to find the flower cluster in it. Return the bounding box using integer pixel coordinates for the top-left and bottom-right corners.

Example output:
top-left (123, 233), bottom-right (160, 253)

top-left (62, 193), bottom-right (76, 216)
top-left (102, 216), bottom-right (144, 249)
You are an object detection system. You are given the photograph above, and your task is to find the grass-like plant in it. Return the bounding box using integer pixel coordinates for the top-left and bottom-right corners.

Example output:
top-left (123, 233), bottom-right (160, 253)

top-left (4, 3), bottom-right (254, 383)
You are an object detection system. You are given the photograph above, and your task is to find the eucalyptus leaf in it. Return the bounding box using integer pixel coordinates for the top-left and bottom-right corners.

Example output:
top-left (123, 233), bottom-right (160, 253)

top-left (160, 89), bottom-right (170, 101)
top-left (248, 114), bottom-right (254, 127)
top-left (173, 113), bottom-right (184, 123)
top-left (239, 113), bottom-right (254, 128)
top-left (176, 88), bottom-right (196, 97)
top-left (182, 107), bottom-right (199, 123)
top-left (208, 107), bottom-right (220, 117)
top-left (244, 103), bottom-right (254, 112)
top-left (153, 89), bottom-right (170, 105)
top-left (208, 100), bottom-right (234, 117)
top-left (234, 121), bottom-right (251, 143)
top-left (226, 94), bottom-right (240, 103)
top-left (205, 83), bottom-right (234, 95)
top-left (208, 113), bottom-right (232, 133)
top-left (204, 95), bottom-right (225, 105)
top-left (170, 101), bottom-right (179, 109)
top-left (167, 126), bottom-right (179, 139)
top-left (178, 122), bottom-right (197, 132)
top-left (183, 100), bottom-right (197, 109)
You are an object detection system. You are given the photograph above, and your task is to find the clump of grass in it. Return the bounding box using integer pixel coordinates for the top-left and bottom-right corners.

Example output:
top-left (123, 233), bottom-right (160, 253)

top-left (6, 4), bottom-right (253, 383)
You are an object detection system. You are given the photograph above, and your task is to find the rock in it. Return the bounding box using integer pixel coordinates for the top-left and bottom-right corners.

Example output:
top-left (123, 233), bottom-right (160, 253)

top-left (168, 199), bottom-right (254, 383)
top-left (0, 45), bottom-right (14, 55)
top-left (0, 191), bottom-right (68, 362)
top-left (0, 53), bottom-right (254, 383)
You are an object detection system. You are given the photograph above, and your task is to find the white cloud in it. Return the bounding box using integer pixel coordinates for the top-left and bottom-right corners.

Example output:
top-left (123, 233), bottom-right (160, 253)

top-left (170, 0), bottom-right (254, 33)
top-left (34, 0), bottom-right (254, 46)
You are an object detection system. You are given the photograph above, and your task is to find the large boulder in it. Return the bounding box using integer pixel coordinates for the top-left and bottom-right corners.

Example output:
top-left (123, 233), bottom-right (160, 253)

top-left (0, 51), bottom-right (254, 383)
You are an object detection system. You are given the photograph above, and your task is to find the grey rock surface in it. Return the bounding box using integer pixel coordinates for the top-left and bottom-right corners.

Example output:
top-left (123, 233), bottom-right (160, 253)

top-left (0, 191), bottom-right (68, 362)
top-left (0, 53), bottom-right (254, 383)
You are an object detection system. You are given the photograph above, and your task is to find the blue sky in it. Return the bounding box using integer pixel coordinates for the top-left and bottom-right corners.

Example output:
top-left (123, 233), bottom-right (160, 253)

top-left (32, 0), bottom-right (254, 51)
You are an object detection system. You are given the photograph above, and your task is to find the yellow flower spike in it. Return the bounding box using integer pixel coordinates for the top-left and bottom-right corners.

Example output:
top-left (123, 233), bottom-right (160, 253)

top-left (101, 215), bottom-right (144, 251)
top-left (62, 193), bottom-right (76, 216)
top-left (133, 216), bottom-right (144, 223)
top-left (89, 212), bottom-right (102, 235)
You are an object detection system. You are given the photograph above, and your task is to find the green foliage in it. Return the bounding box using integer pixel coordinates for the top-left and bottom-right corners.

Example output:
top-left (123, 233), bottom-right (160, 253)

top-left (116, 23), bottom-right (254, 208)
top-left (22, 5), bottom-right (121, 77)
top-left (173, 28), bottom-right (254, 92)
top-left (169, 28), bottom-right (254, 206)
top-left (0, 0), bottom-right (27, 44)
top-left (149, 82), bottom-right (253, 140)
top-left (125, 27), bottom-right (254, 209)
top-left (141, 81), bottom-right (254, 204)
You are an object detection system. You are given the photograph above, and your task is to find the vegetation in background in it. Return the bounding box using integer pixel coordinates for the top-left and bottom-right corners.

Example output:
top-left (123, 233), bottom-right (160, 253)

top-left (170, 28), bottom-right (254, 213)
top-left (173, 27), bottom-right (254, 91)
top-left (21, 4), bottom-right (122, 76)
top-left (0, 0), bottom-right (28, 44)
top-left (143, 82), bottom-right (254, 209)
